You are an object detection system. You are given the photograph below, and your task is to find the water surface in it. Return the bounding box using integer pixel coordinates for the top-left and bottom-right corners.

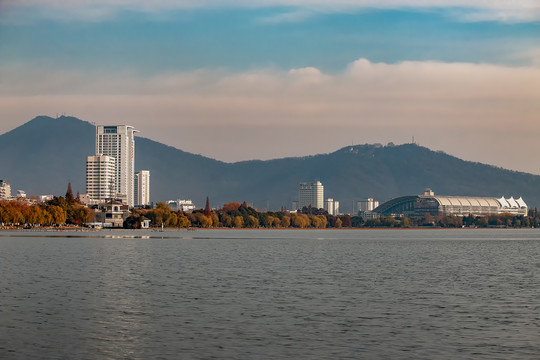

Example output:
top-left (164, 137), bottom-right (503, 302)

top-left (1, 229), bottom-right (539, 359)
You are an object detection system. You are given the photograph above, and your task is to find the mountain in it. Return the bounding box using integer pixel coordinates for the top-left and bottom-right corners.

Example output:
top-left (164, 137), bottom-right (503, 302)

top-left (2, 115), bottom-right (540, 211)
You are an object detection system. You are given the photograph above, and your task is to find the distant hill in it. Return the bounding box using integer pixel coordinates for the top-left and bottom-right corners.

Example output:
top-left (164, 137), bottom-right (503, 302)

top-left (2, 115), bottom-right (540, 211)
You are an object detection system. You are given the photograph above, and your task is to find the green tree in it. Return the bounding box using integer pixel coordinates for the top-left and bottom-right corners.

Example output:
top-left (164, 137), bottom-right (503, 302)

top-left (204, 197), bottom-right (211, 217)
top-left (65, 182), bottom-right (75, 205)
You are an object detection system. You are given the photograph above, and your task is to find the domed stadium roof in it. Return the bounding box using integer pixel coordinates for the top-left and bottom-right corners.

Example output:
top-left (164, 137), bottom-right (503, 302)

top-left (375, 192), bottom-right (528, 217)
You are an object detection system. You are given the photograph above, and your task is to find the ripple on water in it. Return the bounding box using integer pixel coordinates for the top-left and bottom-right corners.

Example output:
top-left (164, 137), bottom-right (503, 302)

top-left (1, 229), bottom-right (540, 359)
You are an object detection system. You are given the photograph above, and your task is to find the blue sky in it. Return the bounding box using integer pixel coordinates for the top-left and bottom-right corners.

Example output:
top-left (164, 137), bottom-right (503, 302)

top-left (2, 6), bottom-right (538, 72)
top-left (1, 1), bottom-right (540, 174)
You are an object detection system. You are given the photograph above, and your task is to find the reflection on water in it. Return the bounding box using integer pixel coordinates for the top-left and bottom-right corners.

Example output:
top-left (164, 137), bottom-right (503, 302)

top-left (1, 229), bottom-right (540, 359)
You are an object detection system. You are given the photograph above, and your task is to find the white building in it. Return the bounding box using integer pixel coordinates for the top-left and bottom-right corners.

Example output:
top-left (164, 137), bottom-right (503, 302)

top-left (86, 155), bottom-right (116, 203)
top-left (357, 198), bottom-right (379, 212)
top-left (299, 181), bottom-right (324, 210)
top-left (168, 199), bottom-right (196, 212)
top-left (324, 198), bottom-right (340, 215)
top-left (134, 170), bottom-right (150, 206)
top-left (96, 125), bottom-right (137, 207)
top-left (0, 180), bottom-right (11, 199)
top-left (39, 195), bottom-right (54, 202)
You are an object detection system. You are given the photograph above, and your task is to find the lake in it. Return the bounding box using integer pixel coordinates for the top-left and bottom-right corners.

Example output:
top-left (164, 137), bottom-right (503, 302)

top-left (1, 229), bottom-right (539, 359)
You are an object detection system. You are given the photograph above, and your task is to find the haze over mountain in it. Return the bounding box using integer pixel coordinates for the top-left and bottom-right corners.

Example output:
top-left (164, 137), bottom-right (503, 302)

top-left (2, 115), bottom-right (540, 211)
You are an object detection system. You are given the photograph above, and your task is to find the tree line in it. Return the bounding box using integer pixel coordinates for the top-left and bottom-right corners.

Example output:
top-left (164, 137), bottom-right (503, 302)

top-left (124, 201), bottom-right (540, 229)
top-left (0, 184), bottom-right (94, 228)
top-left (2, 196), bottom-right (539, 229)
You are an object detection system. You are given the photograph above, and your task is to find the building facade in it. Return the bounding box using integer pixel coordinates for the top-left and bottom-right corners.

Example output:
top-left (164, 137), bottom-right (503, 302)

top-left (324, 198), bottom-right (340, 215)
top-left (168, 199), bottom-right (196, 212)
top-left (134, 170), bottom-right (150, 206)
top-left (299, 181), bottom-right (324, 209)
top-left (86, 155), bottom-right (116, 203)
top-left (0, 180), bottom-right (11, 199)
top-left (357, 198), bottom-right (379, 212)
top-left (96, 125), bottom-right (137, 207)
top-left (94, 201), bottom-right (130, 228)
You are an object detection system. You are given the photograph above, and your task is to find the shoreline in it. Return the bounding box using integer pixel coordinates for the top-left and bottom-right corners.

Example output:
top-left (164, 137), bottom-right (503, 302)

top-left (0, 226), bottom-right (535, 231)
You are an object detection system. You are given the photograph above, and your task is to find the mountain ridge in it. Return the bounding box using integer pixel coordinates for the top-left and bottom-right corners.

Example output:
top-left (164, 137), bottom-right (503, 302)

top-left (1, 115), bottom-right (539, 211)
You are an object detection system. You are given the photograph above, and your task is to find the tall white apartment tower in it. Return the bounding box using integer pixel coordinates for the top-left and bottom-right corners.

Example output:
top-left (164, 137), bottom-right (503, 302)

top-left (298, 181), bottom-right (324, 210)
top-left (86, 155), bottom-right (116, 202)
top-left (134, 170), bottom-right (150, 206)
top-left (96, 125), bottom-right (137, 207)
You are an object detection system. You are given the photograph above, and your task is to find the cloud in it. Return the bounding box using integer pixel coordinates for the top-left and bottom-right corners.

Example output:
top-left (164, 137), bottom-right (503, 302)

top-left (1, 58), bottom-right (540, 173)
top-left (1, 0), bottom-right (539, 23)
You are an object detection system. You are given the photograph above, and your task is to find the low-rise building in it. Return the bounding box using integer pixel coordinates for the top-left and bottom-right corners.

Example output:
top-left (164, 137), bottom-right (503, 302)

top-left (39, 195), bottom-right (54, 202)
top-left (168, 199), bottom-right (196, 212)
top-left (94, 201), bottom-right (130, 228)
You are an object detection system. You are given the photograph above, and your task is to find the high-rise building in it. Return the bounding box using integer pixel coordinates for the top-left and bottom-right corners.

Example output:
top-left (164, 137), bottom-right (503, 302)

top-left (298, 181), bottom-right (324, 209)
top-left (0, 180), bottom-right (11, 199)
top-left (134, 170), bottom-right (150, 206)
top-left (324, 198), bottom-right (340, 215)
top-left (86, 155), bottom-right (116, 202)
top-left (357, 198), bottom-right (379, 212)
top-left (96, 125), bottom-right (137, 207)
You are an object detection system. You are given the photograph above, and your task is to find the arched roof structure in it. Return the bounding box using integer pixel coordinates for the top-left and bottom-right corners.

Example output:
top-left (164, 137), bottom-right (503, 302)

top-left (374, 194), bottom-right (528, 217)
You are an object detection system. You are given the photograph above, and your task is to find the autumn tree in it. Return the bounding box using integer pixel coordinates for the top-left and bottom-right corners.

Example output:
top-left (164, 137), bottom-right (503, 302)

top-left (196, 212), bottom-right (212, 227)
top-left (211, 213), bottom-right (220, 227)
top-left (177, 214), bottom-right (191, 228)
top-left (233, 216), bottom-right (244, 228)
top-left (222, 202), bottom-right (241, 213)
top-left (47, 205), bottom-right (67, 225)
top-left (245, 215), bottom-right (259, 228)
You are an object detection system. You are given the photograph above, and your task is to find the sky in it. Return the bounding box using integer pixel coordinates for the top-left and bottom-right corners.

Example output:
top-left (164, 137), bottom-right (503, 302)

top-left (1, 0), bottom-right (540, 174)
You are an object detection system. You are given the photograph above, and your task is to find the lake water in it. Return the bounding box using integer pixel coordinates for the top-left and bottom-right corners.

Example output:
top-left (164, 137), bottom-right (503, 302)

top-left (1, 229), bottom-right (539, 359)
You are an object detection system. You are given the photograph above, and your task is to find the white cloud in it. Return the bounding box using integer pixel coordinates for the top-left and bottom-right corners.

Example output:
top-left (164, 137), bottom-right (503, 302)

top-left (1, 58), bottom-right (540, 173)
top-left (1, 0), bottom-right (539, 23)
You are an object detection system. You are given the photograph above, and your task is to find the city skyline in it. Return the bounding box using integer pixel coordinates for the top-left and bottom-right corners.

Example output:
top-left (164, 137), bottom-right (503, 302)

top-left (1, 1), bottom-right (539, 174)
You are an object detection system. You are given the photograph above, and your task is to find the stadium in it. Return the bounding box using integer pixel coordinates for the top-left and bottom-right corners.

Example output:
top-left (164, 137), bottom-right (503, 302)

top-left (374, 189), bottom-right (528, 217)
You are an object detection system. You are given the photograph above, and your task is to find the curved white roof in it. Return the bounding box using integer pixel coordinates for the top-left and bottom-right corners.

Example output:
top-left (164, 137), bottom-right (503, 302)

top-left (516, 197), bottom-right (527, 208)
top-left (507, 197), bottom-right (519, 208)
top-left (495, 196), bottom-right (527, 209)
top-left (431, 195), bottom-right (529, 209)
top-left (497, 197), bottom-right (510, 208)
